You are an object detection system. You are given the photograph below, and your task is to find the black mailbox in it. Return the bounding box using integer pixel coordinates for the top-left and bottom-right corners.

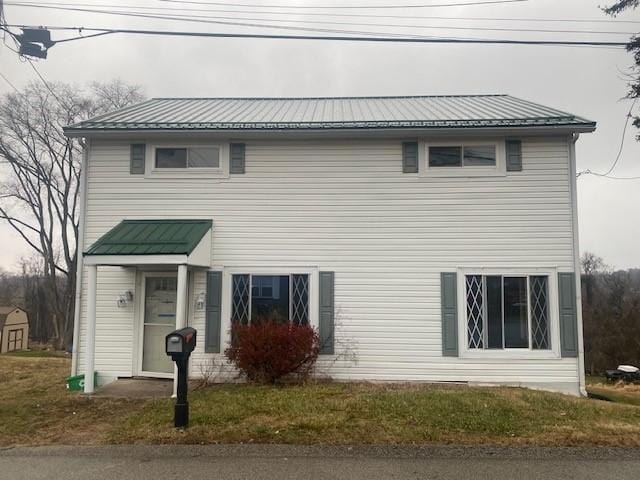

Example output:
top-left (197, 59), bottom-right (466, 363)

top-left (165, 327), bottom-right (196, 360)
top-left (165, 327), bottom-right (197, 428)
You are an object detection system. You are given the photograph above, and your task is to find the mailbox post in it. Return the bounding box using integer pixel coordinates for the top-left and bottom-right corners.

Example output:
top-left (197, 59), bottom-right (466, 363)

top-left (165, 327), bottom-right (197, 428)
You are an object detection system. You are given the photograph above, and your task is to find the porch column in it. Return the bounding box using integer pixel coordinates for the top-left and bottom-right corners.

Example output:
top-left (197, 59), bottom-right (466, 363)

top-left (84, 264), bottom-right (97, 394)
top-left (173, 263), bottom-right (189, 397)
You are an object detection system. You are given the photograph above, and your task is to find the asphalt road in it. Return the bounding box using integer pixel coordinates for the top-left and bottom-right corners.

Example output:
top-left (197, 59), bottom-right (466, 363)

top-left (1, 445), bottom-right (639, 479)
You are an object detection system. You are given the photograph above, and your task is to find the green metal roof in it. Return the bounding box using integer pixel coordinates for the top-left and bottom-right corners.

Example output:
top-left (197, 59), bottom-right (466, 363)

top-left (64, 95), bottom-right (596, 133)
top-left (85, 220), bottom-right (212, 256)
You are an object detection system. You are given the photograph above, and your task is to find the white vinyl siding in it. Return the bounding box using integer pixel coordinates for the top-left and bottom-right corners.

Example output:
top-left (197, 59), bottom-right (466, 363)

top-left (76, 136), bottom-right (579, 394)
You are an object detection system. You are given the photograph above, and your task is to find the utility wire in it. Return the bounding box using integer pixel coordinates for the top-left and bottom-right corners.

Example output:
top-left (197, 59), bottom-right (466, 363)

top-left (153, 0), bottom-right (529, 9)
top-left (581, 171), bottom-right (640, 180)
top-left (599, 98), bottom-right (638, 177)
top-left (24, 57), bottom-right (69, 108)
top-left (2, 4), bottom-right (633, 45)
top-left (5, 23), bottom-right (629, 47)
top-left (7, 0), bottom-right (640, 24)
top-left (2, 5), bottom-right (487, 40)
top-left (578, 99), bottom-right (639, 180)
top-left (0, 71), bottom-right (20, 93)
top-left (6, 2), bottom-right (637, 36)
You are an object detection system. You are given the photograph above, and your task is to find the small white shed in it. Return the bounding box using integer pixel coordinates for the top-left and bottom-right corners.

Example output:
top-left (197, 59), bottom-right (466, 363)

top-left (0, 306), bottom-right (29, 353)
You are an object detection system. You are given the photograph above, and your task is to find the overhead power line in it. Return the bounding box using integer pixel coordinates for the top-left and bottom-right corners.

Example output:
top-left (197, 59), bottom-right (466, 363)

top-left (580, 171), bottom-right (640, 180)
top-left (599, 99), bottom-right (639, 177)
top-left (0, 71), bottom-right (20, 93)
top-left (2, 3), bottom-right (634, 46)
top-left (3, 5), bottom-right (511, 40)
top-left (153, 0), bottom-right (529, 9)
top-left (5, 2), bottom-right (637, 36)
top-left (7, 1), bottom-right (640, 25)
top-left (578, 99), bottom-right (639, 181)
top-left (5, 24), bottom-right (629, 47)
top-left (25, 57), bottom-right (67, 106)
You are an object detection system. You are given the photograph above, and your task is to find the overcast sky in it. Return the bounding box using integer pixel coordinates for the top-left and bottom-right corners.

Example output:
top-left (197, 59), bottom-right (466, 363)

top-left (1, 0), bottom-right (639, 271)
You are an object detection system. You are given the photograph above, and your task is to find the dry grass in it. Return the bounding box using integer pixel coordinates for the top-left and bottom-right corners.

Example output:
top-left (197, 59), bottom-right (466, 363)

top-left (586, 377), bottom-right (640, 407)
top-left (0, 356), bottom-right (146, 446)
top-left (109, 382), bottom-right (640, 446)
top-left (2, 357), bottom-right (640, 447)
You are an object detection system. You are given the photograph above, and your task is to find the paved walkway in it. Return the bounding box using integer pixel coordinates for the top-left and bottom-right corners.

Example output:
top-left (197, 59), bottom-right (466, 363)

top-left (1, 445), bottom-right (639, 479)
top-left (92, 378), bottom-right (172, 399)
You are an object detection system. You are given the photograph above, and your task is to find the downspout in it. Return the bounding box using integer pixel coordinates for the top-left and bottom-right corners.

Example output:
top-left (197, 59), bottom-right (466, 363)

top-left (70, 139), bottom-right (90, 376)
top-left (569, 133), bottom-right (587, 396)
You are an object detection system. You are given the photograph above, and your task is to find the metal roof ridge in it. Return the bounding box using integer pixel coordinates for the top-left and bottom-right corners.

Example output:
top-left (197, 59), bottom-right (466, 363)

top-left (149, 94), bottom-right (509, 101)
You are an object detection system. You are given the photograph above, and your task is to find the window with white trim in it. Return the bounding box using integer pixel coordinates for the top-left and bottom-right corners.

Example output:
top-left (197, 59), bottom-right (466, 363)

top-left (231, 274), bottom-right (309, 325)
top-left (429, 144), bottom-right (497, 168)
top-left (465, 274), bottom-right (550, 350)
top-left (155, 147), bottom-right (220, 169)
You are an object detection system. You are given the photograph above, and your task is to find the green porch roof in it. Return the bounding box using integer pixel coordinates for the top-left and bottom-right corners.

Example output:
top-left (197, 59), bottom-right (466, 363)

top-left (85, 220), bottom-right (212, 256)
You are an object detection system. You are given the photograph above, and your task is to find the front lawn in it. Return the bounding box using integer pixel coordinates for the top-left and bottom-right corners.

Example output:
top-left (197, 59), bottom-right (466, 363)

top-left (0, 356), bottom-right (145, 446)
top-left (2, 356), bottom-right (640, 447)
top-left (586, 376), bottom-right (640, 407)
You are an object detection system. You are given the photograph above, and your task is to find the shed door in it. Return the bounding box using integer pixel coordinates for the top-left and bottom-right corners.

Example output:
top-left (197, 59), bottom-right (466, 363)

top-left (7, 329), bottom-right (23, 352)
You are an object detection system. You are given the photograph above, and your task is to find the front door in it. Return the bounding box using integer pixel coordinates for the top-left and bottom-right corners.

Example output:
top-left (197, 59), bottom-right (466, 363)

top-left (141, 275), bottom-right (177, 376)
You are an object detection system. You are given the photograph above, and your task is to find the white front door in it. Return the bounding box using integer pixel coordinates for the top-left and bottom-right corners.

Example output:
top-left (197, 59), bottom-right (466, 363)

top-left (140, 275), bottom-right (177, 376)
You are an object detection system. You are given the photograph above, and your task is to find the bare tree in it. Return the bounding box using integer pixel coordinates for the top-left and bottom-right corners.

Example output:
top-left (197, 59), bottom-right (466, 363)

top-left (603, 1), bottom-right (640, 138)
top-left (581, 252), bottom-right (611, 306)
top-left (0, 80), bottom-right (144, 349)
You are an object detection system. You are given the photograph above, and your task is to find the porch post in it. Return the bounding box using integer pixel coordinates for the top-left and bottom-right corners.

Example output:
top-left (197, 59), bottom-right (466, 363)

top-left (84, 264), bottom-right (98, 394)
top-left (173, 264), bottom-right (189, 397)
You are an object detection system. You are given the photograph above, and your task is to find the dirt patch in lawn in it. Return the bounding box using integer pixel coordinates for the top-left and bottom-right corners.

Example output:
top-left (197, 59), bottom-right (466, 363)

top-left (2, 357), bottom-right (640, 447)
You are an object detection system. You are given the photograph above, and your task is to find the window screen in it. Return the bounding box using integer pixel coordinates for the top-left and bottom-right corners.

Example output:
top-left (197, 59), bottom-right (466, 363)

top-left (156, 148), bottom-right (187, 168)
top-left (156, 147), bottom-right (220, 169)
top-left (463, 146), bottom-right (496, 166)
top-left (429, 146), bottom-right (462, 167)
top-left (429, 145), bottom-right (496, 168)
top-left (188, 147), bottom-right (220, 168)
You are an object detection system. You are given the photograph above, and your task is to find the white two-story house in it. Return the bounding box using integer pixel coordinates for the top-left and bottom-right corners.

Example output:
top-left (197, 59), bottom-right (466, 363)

top-left (64, 95), bottom-right (595, 396)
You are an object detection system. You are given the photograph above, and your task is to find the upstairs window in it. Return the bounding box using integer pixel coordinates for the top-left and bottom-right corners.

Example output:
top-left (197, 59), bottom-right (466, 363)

top-left (428, 144), bottom-right (497, 168)
top-left (466, 274), bottom-right (550, 350)
top-left (155, 147), bottom-right (220, 169)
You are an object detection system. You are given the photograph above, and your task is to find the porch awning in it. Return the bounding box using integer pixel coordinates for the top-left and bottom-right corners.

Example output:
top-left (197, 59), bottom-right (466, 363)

top-left (84, 219), bottom-right (212, 267)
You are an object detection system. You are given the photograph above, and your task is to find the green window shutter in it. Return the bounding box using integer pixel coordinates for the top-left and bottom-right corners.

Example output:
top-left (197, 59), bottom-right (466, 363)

top-left (505, 139), bottom-right (522, 172)
top-left (558, 272), bottom-right (578, 358)
top-left (205, 271), bottom-right (222, 353)
top-left (319, 271), bottom-right (335, 355)
top-left (402, 142), bottom-right (419, 173)
top-left (441, 272), bottom-right (459, 357)
top-left (230, 143), bottom-right (246, 174)
top-left (130, 144), bottom-right (146, 174)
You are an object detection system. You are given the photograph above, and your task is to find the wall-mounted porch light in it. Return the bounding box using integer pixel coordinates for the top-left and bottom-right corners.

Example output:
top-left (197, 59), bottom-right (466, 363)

top-left (116, 290), bottom-right (134, 308)
top-left (195, 292), bottom-right (206, 311)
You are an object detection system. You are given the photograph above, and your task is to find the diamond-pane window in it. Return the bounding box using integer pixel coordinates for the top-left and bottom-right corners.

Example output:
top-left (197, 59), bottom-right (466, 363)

top-left (530, 276), bottom-right (550, 350)
top-left (291, 274), bottom-right (310, 325)
top-left (232, 274), bottom-right (250, 325)
top-left (465, 274), bottom-right (552, 352)
top-left (466, 275), bottom-right (484, 349)
top-left (232, 274), bottom-right (311, 326)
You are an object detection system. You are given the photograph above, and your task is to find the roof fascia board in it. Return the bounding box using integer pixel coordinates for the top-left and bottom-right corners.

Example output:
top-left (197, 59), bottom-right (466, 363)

top-left (65, 124), bottom-right (596, 140)
top-left (84, 254), bottom-right (188, 266)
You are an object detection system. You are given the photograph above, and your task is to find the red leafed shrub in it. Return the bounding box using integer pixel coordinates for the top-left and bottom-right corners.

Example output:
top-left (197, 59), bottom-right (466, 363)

top-left (225, 320), bottom-right (320, 384)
